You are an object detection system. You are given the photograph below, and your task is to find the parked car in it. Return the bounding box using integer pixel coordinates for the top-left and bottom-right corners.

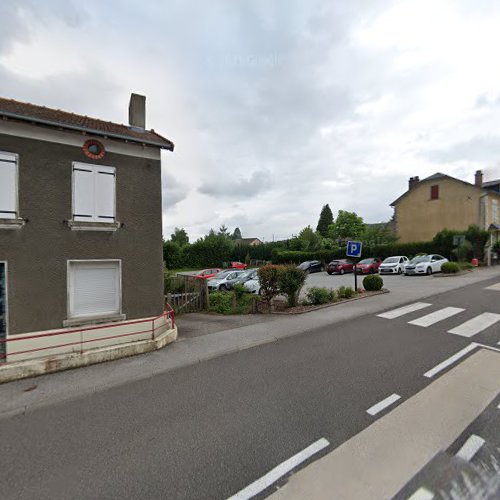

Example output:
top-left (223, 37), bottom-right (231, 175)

top-left (225, 269), bottom-right (258, 289)
top-left (243, 277), bottom-right (262, 295)
top-left (326, 259), bottom-right (355, 275)
top-left (194, 268), bottom-right (222, 280)
top-left (207, 270), bottom-right (247, 291)
top-left (229, 261), bottom-right (247, 270)
top-left (378, 256), bottom-right (409, 275)
top-left (404, 254), bottom-right (449, 275)
top-left (355, 258), bottom-right (382, 274)
top-left (297, 260), bottom-right (323, 273)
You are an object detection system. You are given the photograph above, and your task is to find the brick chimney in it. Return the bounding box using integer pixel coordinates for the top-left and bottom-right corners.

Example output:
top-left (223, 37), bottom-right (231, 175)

top-left (129, 93), bottom-right (146, 129)
top-left (408, 176), bottom-right (420, 190)
top-left (475, 170), bottom-right (483, 188)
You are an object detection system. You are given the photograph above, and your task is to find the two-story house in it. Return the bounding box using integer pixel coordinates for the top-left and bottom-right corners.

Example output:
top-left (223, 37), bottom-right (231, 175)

top-left (391, 171), bottom-right (500, 243)
top-left (0, 94), bottom-right (175, 364)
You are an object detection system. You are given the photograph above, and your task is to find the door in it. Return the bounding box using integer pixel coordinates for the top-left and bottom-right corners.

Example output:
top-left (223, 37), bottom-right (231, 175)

top-left (431, 255), bottom-right (441, 272)
top-left (0, 263), bottom-right (6, 362)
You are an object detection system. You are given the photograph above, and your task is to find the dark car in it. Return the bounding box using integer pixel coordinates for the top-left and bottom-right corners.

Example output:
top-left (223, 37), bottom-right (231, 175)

top-left (225, 269), bottom-right (258, 290)
top-left (297, 260), bottom-right (323, 273)
top-left (326, 259), bottom-right (355, 275)
top-left (355, 258), bottom-right (382, 274)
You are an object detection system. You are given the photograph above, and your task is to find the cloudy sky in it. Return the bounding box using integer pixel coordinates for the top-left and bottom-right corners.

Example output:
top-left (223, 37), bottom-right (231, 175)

top-left (2, 0), bottom-right (500, 241)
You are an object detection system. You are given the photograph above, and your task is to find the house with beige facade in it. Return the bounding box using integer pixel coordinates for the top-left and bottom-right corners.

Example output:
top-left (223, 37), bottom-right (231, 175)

top-left (391, 170), bottom-right (500, 243)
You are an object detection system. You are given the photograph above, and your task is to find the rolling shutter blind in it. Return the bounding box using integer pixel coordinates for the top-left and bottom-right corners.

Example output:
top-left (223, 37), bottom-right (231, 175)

top-left (69, 261), bottom-right (120, 318)
top-left (73, 163), bottom-right (116, 222)
top-left (0, 153), bottom-right (17, 219)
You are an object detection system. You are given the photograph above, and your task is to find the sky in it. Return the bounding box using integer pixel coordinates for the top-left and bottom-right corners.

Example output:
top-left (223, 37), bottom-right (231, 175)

top-left (2, 0), bottom-right (500, 242)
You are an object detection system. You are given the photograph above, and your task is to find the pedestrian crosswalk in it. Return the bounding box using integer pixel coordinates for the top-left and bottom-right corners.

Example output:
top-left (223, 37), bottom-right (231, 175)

top-left (377, 302), bottom-right (500, 342)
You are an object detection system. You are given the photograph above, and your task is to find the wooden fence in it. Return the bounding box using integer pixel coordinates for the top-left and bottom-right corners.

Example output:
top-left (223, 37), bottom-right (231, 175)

top-left (165, 274), bottom-right (209, 314)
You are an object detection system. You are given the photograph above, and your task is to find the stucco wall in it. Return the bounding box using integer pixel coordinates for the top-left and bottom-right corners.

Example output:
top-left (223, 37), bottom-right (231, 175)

top-left (0, 131), bottom-right (164, 335)
top-left (394, 178), bottom-right (482, 243)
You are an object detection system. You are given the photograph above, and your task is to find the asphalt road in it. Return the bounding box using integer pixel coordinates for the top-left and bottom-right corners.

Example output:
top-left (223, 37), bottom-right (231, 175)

top-left (1, 277), bottom-right (500, 499)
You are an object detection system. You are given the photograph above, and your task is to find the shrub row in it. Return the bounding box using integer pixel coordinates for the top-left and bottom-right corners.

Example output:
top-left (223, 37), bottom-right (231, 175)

top-left (258, 264), bottom-right (307, 307)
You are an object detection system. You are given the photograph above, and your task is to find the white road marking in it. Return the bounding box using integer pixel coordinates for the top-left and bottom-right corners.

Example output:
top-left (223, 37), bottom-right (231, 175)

top-left (448, 312), bottom-right (500, 338)
top-left (424, 343), bottom-right (478, 378)
top-left (226, 438), bottom-right (330, 500)
top-left (484, 283), bottom-right (500, 291)
top-left (408, 307), bottom-right (465, 327)
top-left (456, 434), bottom-right (485, 461)
top-left (377, 302), bottom-right (432, 319)
top-left (366, 393), bottom-right (401, 416)
top-left (408, 487), bottom-right (435, 500)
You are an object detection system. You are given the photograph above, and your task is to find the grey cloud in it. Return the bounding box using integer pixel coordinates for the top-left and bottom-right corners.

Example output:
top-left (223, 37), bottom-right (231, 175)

top-left (162, 172), bottom-right (189, 209)
top-left (198, 170), bottom-right (270, 199)
top-left (424, 136), bottom-right (500, 163)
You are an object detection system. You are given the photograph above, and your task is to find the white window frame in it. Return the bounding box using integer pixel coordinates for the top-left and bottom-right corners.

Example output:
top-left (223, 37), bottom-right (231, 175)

top-left (0, 151), bottom-right (19, 221)
top-left (492, 199), bottom-right (499, 224)
top-left (66, 259), bottom-right (124, 325)
top-left (0, 262), bottom-right (9, 343)
top-left (71, 162), bottom-right (117, 224)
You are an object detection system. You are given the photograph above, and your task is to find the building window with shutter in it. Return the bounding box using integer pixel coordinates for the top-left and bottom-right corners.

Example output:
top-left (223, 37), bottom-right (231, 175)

top-left (66, 260), bottom-right (124, 324)
top-left (72, 162), bottom-right (116, 226)
top-left (0, 152), bottom-right (19, 220)
top-left (430, 184), bottom-right (439, 200)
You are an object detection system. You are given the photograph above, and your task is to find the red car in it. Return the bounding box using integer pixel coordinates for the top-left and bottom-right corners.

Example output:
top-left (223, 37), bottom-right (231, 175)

top-left (326, 259), bottom-right (355, 275)
top-left (229, 261), bottom-right (247, 270)
top-left (355, 258), bottom-right (382, 274)
top-left (194, 268), bottom-right (222, 280)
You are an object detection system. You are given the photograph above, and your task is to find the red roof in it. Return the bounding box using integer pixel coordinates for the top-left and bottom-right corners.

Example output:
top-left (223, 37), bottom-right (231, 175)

top-left (0, 97), bottom-right (174, 150)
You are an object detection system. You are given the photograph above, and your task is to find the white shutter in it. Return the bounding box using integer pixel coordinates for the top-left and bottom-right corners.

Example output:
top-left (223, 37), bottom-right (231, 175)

top-left (95, 166), bottom-right (115, 221)
top-left (69, 261), bottom-right (120, 318)
top-left (73, 164), bottom-right (95, 221)
top-left (0, 153), bottom-right (17, 219)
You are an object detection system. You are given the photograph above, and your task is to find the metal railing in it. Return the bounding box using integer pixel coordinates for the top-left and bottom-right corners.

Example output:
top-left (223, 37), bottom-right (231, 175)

top-left (0, 304), bottom-right (175, 363)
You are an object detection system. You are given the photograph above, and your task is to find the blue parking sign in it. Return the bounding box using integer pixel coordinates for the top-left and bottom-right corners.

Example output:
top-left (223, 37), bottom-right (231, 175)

top-left (346, 241), bottom-right (362, 258)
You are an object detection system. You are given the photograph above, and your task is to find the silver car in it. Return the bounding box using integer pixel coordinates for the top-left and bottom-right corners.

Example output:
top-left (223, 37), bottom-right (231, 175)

top-left (404, 254), bottom-right (449, 275)
top-left (207, 270), bottom-right (246, 291)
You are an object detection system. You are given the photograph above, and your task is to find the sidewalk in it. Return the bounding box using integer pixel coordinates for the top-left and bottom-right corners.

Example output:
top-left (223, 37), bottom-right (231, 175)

top-left (1, 267), bottom-right (500, 419)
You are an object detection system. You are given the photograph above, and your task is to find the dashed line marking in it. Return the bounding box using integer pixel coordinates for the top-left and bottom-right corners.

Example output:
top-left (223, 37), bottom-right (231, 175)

top-left (408, 307), bottom-right (465, 327)
top-left (424, 343), bottom-right (478, 378)
top-left (448, 312), bottom-right (500, 338)
top-left (456, 434), bottom-right (485, 461)
top-left (366, 393), bottom-right (401, 416)
top-left (226, 438), bottom-right (330, 500)
top-left (484, 283), bottom-right (500, 291)
top-left (377, 302), bottom-right (432, 319)
top-left (408, 487), bottom-right (435, 500)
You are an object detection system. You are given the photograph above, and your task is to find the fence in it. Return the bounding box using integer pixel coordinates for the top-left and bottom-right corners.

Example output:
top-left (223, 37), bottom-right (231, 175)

top-left (165, 274), bottom-right (209, 313)
top-left (0, 305), bottom-right (175, 364)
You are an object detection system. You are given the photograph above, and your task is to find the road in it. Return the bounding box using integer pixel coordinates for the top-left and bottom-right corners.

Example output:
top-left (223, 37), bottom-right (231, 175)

top-left (1, 276), bottom-right (500, 499)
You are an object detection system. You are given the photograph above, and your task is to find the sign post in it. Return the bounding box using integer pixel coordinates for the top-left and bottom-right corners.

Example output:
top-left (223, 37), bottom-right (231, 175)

top-left (346, 241), bottom-right (362, 291)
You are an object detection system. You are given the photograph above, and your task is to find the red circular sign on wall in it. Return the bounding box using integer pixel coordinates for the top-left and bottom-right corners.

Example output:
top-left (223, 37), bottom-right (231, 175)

top-left (82, 139), bottom-right (105, 160)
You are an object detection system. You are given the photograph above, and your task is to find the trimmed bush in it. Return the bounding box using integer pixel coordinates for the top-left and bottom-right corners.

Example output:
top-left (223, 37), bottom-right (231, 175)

top-left (306, 287), bottom-right (336, 305)
top-left (441, 262), bottom-right (460, 274)
top-left (363, 274), bottom-right (383, 291)
top-left (278, 265), bottom-right (307, 307)
top-left (208, 292), bottom-right (234, 314)
top-left (257, 264), bottom-right (282, 305)
top-left (458, 262), bottom-right (474, 271)
top-left (338, 286), bottom-right (355, 299)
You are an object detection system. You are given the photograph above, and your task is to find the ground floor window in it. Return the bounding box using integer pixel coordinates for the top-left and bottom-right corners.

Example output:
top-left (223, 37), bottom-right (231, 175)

top-left (0, 263), bottom-right (6, 361)
top-left (67, 260), bottom-right (122, 320)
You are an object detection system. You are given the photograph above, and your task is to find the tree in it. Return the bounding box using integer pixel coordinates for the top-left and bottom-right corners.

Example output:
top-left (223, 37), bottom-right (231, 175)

top-left (170, 227), bottom-right (189, 246)
top-left (218, 225), bottom-right (230, 238)
top-left (362, 223), bottom-right (398, 246)
top-left (328, 210), bottom-right (365, 242)
top-left (278, 265), bottom-right (307, 307)
top-left (316, 204), bottom-right (334, 237)
top-left (298, 225), bottom-right (321, 251)
top-left (232, 227), bottom-right (242, 240)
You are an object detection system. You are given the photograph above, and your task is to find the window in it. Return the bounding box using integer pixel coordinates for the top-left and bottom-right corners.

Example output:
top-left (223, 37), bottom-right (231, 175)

top-left (67, 260), bottom-right (122, 320)
top-left (0, 152), bottom-right (18, 219)
top-left (493, 199), bottom-right (499, 223)
top-left (430, 185), bottom-right (439, 200)
top-left (72, 163), bottom-right (116, 222)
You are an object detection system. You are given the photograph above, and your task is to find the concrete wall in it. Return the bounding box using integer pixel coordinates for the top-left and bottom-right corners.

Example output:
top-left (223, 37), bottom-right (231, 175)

top-left (394, 179), bottom-right (482, 242)
top-left (0, 130), bottom-right (165, 335)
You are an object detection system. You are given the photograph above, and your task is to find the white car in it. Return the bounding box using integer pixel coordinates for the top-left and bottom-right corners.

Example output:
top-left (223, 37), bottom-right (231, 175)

top-left (243, 277), bottom-right (262, 294)
top-left (404, 254), bottom-right (449, 275)
top-left (379, 256), bottom-right (409, 275)
top-left (207, 270), bottom-right (246, 291)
